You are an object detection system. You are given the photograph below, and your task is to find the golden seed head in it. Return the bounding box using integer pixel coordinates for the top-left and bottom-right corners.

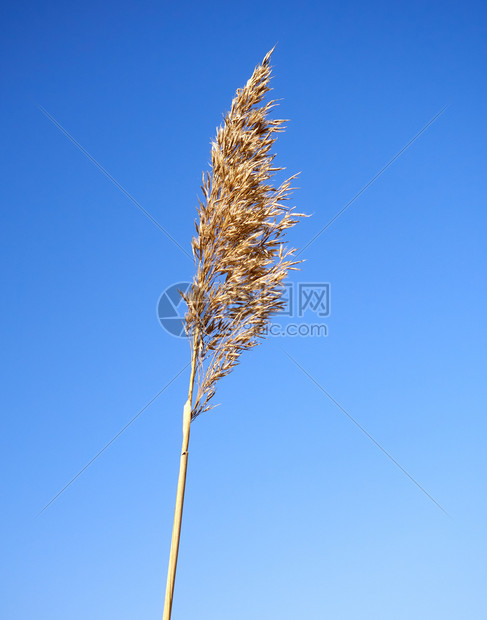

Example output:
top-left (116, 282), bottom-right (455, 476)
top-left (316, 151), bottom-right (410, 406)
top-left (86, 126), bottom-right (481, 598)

top-left (183, 48), bottom-right (306, 419)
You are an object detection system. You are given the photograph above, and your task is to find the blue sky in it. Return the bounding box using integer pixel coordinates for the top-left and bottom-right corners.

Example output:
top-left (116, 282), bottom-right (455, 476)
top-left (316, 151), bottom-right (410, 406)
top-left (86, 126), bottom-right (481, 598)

top-left (1, 1), bottom-right (486, 618)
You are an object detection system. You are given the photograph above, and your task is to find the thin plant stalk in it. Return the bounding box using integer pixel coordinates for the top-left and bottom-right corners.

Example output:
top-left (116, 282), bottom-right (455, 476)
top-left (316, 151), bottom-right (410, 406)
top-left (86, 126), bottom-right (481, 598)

top-left (162, 332), bottom-right (198, 620)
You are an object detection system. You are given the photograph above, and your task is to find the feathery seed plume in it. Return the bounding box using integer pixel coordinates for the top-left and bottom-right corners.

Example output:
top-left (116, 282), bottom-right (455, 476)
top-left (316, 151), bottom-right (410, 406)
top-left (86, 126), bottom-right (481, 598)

top-left (183, 47), bottom-right (304, 419)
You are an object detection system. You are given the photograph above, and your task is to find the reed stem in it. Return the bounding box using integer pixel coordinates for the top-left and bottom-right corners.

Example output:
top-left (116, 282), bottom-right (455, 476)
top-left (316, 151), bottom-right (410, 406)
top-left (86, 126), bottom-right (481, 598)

top-left (162, 337), bottom-right (198, 620)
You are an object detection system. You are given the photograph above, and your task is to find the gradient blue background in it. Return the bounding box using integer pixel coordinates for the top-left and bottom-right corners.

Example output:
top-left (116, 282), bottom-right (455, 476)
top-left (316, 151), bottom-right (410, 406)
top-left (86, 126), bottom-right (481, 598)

top-left (1, 1), bottom-right (486, 618)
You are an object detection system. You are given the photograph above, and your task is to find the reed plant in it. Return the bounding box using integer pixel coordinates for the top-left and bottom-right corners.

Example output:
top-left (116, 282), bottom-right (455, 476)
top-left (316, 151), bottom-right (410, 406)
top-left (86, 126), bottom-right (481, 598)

top-left (162, 48), bottom-right (304, 620)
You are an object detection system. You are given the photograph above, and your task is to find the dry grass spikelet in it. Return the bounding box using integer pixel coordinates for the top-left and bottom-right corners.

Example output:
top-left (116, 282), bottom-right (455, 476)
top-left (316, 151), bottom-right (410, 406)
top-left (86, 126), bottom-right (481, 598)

top-left (182, 48), bottom-right (306, 419)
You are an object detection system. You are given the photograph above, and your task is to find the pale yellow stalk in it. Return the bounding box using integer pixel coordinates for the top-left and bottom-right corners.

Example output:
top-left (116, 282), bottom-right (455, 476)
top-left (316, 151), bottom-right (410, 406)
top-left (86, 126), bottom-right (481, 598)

top-left (162, 335), bottom-right (197, 620)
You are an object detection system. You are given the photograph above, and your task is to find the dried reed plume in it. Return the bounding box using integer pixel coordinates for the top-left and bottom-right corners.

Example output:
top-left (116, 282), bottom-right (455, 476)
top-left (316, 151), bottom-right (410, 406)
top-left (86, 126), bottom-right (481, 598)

top-left (162, 48), bottom-right (304, 620)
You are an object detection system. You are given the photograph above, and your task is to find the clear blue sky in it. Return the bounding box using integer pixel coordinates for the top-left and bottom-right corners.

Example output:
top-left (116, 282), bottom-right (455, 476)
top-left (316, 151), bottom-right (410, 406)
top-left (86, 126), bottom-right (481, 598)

top-left (1, 1), bottom-right (486, 618)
